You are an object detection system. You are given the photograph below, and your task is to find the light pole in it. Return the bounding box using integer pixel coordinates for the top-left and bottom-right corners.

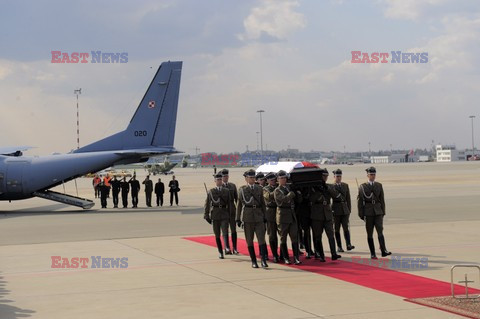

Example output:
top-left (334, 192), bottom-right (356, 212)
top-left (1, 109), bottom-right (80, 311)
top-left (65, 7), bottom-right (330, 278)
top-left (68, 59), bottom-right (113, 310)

top-left (257, 110), bottom-right (265, 161)
top-left (74, 88), bottom-right (82, 149)
top-left (469, 115), bottom-right (476, 157)
top-left (256, 131), bottom-right (260, 152)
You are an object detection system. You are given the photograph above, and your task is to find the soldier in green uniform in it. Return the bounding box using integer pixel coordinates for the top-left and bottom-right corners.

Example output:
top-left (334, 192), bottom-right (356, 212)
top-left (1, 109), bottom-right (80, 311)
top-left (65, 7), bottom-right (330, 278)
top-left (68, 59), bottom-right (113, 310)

top-left (255, 172), bottom-right (266, 187)
top-left (331, 169), bottom-right (355, 252)
top-left (236, 169), bottom-right (268, 268)
top-left (263, 172), bottom-right (280, 263)
top-left (221, 169), bottom-right (238, 255)
top-left (309, 169), bottom-right (342, 262)
top-left (274, 170), bottom-right (301, 265)
top-left (204, 173), bottom-right (231, 259)
top-left (357, 167), bottom-right (391, 259)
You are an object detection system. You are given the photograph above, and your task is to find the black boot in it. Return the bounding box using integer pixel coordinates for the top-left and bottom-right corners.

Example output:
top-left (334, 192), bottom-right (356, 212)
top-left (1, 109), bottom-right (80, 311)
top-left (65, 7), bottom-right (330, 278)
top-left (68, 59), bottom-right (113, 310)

top-left (248, 246), bottom-right (259, 268)
top-left (368, 237), bottom-right (377, 259)
top-left (335, 232), bottom-right (344, 253)
top-left (345, 230), bottom-right (355, 251)
top-left (260, 244), bottom-right (269, 268)
top-left (329, 235), bottom-right (342, 260)
top-left (223, 234), bottom-right (232, 255)
top-left (270, 240), bottom-right (279, 263)
top-left (232, 232), bottom-right (239, 254)
top-left (280, 243), bottom-right (291, 264)
top-left (378, 235), bottom-right (391, 257)
top-left (304, 230), bottom-right (314, 259)
top-left (293, 242), bottom-right (302, 265)
top-left (314, 240), bottom-right (326, 262)
top-left (216, 237), bottom-right (224, 259)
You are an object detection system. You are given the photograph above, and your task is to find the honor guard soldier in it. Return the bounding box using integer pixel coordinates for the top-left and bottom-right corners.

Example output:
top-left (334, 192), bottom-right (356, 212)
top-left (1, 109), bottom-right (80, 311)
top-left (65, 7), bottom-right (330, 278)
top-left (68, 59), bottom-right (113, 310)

top-left (111, 176), bottom-right (121, 208)
top-left (332, 169), bottom-right (355, 252)
top-left (236, 169), bottom-right (268, 268)
top-left (263, 172), bottom-right (280, 262)
top-left (120, 177), bottom-right (130, 208)
top-left (221, 169), bottom-right (239, 254)
top-left (255, 172), bottom-right (266, 187)
top-left (358, 167), bottom-right (391, 259)
top-left (99, 181), bottom-right (109, 208)
top-left (274, 170), bottom-right (301, 265)
top-left (204, 173), bottom-right (231, 259)
top-left (296, 186), bottom-right (314, 259)
top-left (309, 169), bottom-right (342, 261)
top-left (143, 175), bottom-right (154, 207)
top-left (129, 175), bottom-right (141, 208)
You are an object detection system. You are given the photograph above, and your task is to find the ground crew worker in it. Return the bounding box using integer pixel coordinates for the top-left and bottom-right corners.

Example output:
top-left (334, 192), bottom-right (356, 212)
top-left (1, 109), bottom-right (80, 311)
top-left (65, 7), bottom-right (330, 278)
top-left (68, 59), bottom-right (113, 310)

top-left (103, 174), bottom-right (112, 198)
top-left (274, 170), bottom-right (301, 265)
top-left (263, 172), bottom-right (279, 263)
top-left (129, 175), bottom-right (140, 208)
top-left (92, 175), bottom-right (101, 198)
top-left (236, 169), bottom-right (268, 268)
top-left (155, 178), bottom-right (165, 207)
top-left (309, 169), bottom-right (342, 262)
top-left (331, 169), bottom-right (355, 252)
top-left (120, 177), bottom-right (129, 208)
top-left (358, 167), bottom-right (391, 259)
top-left (204, 173), bottom-right (230, 259)
top-left (222, 169), bottom-right (238, 254)
top-left (143, 175), bottom-right (153, 207)
top-left (111, 176), bottom-right (121, 208)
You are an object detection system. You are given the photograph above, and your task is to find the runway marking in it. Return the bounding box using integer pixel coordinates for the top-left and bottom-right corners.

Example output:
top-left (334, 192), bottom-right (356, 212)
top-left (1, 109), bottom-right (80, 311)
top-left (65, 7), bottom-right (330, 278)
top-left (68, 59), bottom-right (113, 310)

top-left (184, 235), bottom-right (480, 299)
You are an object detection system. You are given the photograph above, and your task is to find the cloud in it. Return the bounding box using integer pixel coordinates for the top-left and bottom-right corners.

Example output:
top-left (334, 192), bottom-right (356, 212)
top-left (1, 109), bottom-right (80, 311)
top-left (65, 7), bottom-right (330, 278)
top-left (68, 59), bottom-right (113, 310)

top-left (381, 0), bottom-right (450, 20)
top-left (238, 0), bottom-right (306, 42)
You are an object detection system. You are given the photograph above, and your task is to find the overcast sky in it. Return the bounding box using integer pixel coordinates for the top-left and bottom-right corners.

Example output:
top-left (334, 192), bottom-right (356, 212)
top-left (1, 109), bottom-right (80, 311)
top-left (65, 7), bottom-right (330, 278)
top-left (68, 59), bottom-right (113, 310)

top-left (1, 0), bottom-right (479, 155)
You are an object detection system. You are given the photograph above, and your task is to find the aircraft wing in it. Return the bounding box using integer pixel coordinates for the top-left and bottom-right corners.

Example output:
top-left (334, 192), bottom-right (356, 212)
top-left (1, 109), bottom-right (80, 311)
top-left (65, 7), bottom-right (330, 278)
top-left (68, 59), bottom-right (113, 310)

top-left (114, 148), bottom-right (182, 157)
top-left (0, 146), bottom-right (34, 156)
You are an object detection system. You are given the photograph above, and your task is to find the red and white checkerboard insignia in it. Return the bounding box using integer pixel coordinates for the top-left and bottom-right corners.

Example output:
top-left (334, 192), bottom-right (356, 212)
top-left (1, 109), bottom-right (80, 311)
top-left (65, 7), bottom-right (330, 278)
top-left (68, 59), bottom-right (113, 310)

top-left (148, 101), bottom-right (155, 108)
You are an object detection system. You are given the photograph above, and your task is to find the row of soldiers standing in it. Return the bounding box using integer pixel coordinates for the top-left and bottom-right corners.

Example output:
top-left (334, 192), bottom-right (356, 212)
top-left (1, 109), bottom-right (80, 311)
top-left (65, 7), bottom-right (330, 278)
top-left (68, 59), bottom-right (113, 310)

top-left (204, 167), bottom-right (391, 269)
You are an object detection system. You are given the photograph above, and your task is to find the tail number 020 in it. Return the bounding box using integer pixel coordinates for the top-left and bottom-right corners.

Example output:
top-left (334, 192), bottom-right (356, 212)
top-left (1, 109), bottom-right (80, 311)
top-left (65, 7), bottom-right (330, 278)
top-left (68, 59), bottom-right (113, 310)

top-left (134, 130), bottom-right (147, 137)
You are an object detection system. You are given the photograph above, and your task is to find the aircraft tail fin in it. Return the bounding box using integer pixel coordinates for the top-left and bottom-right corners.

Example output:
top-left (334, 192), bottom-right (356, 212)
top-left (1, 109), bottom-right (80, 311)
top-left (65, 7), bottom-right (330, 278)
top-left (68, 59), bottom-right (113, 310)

top-left (74, 61), bottom-right (182, 153)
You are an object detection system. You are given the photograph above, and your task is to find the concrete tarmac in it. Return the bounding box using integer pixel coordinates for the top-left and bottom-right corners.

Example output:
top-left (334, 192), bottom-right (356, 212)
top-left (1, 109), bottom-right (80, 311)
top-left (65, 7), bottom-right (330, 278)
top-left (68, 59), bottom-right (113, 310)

top-left (0, 162), bottom-right (479, 318)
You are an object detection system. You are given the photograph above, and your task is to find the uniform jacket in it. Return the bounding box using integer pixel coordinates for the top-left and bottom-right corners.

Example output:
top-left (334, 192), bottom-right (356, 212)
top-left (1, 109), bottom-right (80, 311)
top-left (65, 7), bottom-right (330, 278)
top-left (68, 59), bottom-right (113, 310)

top-left (224, 182), bottom-right (238, 216)
top-left (143, 179), bottom-right (153, 193)
top-left (236, 184), bottom-right (266, 223)
top-left (274, 185), bottom-right (296, 224)
top-left (331, 182), bottom-right (351, 215)
top-left (168, 180), bottom-right (179, 192)
top-left (204, 187), bottom-right (230, 221)
top-left (309, 185), bottom-right (336, 221)
top-left (129, 180), bottom-right (140, 194)
top-left (357, 181), bottom-right (386, 218)
top-left (263, 184), bottom-right (277, 222)
top-left (111, 179), bottom-right (121, 194)
top-left (154, 182), bottom-right (165, 195)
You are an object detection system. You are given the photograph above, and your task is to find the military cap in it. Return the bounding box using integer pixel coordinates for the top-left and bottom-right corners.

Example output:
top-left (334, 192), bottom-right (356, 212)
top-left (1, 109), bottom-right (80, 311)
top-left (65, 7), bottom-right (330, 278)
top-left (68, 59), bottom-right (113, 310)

top-left (333, 169), bottom-right (342, 176)
top-left (244, 169), bottom-right (256, 177)
top-left (366, 166), bottom-right (376, 174)
top-left (265, 172), bottom-right (277, 180)
top-left (255, 172), bottom-right (265, 180)
top-left (220, 168), bottom-right (229, 176)
top-left (277, 170), bottom-right (288, 178)
top-left (213, 173), bottom-right (223, 179)
top-left (321, 168), bottom-right (329, 176)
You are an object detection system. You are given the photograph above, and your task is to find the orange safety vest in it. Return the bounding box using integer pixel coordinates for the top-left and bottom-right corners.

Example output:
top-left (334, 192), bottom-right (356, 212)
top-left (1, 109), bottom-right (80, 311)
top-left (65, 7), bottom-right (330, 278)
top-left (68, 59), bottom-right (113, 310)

top-left (103, 176), bottom-right (112, 187)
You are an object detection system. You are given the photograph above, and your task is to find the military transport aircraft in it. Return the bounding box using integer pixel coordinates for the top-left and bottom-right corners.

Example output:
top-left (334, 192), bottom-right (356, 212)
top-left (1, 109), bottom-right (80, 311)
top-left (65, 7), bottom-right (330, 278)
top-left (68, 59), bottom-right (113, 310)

top-left (0, 61), bottom-right (182, 209)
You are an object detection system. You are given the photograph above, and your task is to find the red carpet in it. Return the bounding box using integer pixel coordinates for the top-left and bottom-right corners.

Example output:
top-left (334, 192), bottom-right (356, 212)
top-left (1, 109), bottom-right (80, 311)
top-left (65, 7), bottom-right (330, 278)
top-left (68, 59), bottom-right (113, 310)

top-left (184, 235), bottom-right (479, 299)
